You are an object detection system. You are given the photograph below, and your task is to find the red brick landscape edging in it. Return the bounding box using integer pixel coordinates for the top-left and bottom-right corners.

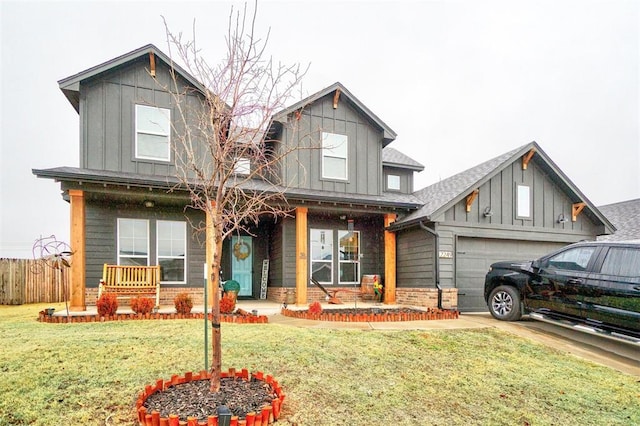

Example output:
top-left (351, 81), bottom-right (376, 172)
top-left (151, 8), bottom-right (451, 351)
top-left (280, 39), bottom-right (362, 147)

top-left (37, 308), bottom-right (268, 324)
top-left (136, 368), bottom-right (285, 426)
top-left (281, 307), bottom-right (459, 322)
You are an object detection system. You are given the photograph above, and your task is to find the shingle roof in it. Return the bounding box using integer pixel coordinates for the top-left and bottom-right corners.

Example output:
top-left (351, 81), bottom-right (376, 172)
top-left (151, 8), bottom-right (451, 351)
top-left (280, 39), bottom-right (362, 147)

top-left (597, 198), bottom-right (640, 241)
top-left (32, 166), bottom-right (422, 210)
top-left (382, 147), bottom-right (424, 171)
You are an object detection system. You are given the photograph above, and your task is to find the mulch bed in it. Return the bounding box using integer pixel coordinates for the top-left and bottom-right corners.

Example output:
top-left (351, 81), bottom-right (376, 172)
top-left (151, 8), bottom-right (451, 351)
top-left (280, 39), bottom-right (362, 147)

top-left (281, 306), bottom-right (459, 321)
top-left (143, 377), bottom-right (276, 422)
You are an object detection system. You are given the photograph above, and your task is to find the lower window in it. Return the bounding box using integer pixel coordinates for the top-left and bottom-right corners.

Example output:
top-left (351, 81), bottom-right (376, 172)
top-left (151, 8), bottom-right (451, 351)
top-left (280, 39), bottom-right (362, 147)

top-left (116, 218), bottom-right (187, 283)
top-left (310, 229), bottom-right (333, 283)
top-left (117, 218), bottom-right (149, 266)
top-left (310, 228), bottom-right (361, 284)
top-left (157, 221), bottom-right (187, 283)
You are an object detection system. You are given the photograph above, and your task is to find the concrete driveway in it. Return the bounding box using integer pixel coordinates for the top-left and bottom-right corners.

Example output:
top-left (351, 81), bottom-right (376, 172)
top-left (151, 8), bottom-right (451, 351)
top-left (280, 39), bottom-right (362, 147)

top-left (462, 313), bottom-right (640, 377)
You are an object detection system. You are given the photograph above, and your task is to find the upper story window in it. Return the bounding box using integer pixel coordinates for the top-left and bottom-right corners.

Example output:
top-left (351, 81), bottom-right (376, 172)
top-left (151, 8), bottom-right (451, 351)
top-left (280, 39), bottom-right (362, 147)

top-left (516, 184), bottom-right (531, 219)
top-left (117, 218), bottom-right (149, 266)
top-left (322, 132), bottom-right (348, 180)
top-left (387, 174), bottom-right (401, 191)
top-left (135, 104), bottom-right (171, 161)
top-left (234, 158), bottom-right (251, 175)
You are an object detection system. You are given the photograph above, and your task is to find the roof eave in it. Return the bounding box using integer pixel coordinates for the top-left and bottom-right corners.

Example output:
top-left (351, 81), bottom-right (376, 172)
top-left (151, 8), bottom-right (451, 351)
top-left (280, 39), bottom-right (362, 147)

top-left (58, 44), bottom-right (208, 110)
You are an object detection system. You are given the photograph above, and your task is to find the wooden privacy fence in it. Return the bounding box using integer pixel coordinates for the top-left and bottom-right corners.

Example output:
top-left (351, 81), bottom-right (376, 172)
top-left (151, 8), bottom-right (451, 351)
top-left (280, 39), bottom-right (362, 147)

top-left (0, 258), bottom-right (69, 305)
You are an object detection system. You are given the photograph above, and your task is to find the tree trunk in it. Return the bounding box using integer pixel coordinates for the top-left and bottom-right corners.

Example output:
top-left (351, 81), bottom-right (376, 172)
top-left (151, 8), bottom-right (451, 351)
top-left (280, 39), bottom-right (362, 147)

top-left (208, 207), bottom-right (223, 392)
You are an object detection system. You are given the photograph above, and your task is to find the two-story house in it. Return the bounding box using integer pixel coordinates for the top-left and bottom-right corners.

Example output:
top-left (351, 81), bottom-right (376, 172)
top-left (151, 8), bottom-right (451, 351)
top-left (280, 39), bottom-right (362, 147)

top-left (34, 44), bottom-right (614, 313)
top-left (33, 44), bottom-right (425, 310)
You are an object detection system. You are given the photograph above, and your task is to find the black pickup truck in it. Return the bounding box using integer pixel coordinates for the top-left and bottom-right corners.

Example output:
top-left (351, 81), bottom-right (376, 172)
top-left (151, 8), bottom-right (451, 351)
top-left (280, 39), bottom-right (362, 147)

top-left (484, 240), bottom-right (640, 343)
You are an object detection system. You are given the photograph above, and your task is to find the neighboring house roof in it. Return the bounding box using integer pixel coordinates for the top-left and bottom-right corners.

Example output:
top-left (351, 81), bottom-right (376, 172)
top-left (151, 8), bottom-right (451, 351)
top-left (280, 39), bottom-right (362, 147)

top-left (393, 141), bottom-right (615, 232)
top-left (32, 166), bottom-right (423, 210)
top-left (598, 198), bottom-right (640, 241)
top-left (382, 147), bottom-right (425, 171)
top-left (273, 82), bottom-right (397, 145)
top-left (58, 44), bottom-right (207, 112)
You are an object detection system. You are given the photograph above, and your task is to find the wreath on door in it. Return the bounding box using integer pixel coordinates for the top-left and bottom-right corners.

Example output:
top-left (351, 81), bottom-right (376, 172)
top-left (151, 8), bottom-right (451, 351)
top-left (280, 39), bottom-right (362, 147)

top-left (233, 240), bottom-right (251, 260)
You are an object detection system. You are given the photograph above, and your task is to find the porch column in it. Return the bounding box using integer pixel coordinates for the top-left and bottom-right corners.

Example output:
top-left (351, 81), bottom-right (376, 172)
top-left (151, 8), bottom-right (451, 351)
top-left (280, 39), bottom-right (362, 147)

top-left (295, 207), bottom-right (308, 305)
top-left (69, 189), bottom-right (86, 311)
top-left (384, 213), bottom-right (397, 304)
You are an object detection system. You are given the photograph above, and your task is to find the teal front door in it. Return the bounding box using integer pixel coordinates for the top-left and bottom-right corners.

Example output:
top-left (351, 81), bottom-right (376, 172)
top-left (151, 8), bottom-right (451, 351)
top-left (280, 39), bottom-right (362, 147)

top-left (231, 236), bottom-right (253, 296)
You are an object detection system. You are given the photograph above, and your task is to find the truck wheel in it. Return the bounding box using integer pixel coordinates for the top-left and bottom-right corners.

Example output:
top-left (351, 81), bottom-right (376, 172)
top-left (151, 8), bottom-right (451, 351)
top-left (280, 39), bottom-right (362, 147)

top-left (488, 285), bottom-right (521, 321)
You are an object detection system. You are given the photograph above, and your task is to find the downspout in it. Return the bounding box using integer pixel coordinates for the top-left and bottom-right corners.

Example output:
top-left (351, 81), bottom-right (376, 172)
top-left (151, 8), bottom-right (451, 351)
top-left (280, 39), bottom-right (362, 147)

top-left (419, 221), bottom-right (442, 309)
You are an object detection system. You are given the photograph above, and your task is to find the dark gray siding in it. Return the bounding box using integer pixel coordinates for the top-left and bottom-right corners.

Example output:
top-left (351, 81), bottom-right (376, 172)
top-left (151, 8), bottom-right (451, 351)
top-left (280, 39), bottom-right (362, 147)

top-left (442, 159), bottom-right (600, 235)
top-left (281, 217), bottom-right (297, 287)
top-left (85, 200), bottom-right (205, 290)
top-left (80, 58), bottom-right (202, 176)
top-left (274, 213), bottom-right (385, 288)
top-left (383, 166), bottom-right (414, 194)
top-left (268, 221), bottom-right (284, 287)
top-left (396, 227), bottom-right (435, 288)
top-left (280, 95), bottom-right (384, 196)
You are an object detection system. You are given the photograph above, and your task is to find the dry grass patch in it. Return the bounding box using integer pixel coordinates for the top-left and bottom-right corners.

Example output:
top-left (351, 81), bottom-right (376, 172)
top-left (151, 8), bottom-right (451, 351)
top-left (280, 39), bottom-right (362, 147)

top-left (0, 303), bottom-right (638, 425)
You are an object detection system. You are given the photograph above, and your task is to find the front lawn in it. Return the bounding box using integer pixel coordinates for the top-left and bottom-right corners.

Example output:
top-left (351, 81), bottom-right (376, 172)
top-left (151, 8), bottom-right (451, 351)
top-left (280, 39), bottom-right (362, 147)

top-left (0, 303), bottom-right (638, 425)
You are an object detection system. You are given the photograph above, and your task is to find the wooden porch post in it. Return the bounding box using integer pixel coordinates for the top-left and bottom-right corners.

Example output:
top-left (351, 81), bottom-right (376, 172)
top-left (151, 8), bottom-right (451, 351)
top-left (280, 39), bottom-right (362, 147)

top-left (68, 189), bottom-right (86, 311)
top-left (295, 207), bottom-right (308, 305)
top-left (384, 213), bottom-right (397, 304)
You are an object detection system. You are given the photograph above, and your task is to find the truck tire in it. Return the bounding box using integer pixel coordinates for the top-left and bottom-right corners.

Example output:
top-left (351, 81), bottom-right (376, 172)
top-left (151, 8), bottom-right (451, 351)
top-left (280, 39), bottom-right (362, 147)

top-left (488, 285), bottom-right (522, 321)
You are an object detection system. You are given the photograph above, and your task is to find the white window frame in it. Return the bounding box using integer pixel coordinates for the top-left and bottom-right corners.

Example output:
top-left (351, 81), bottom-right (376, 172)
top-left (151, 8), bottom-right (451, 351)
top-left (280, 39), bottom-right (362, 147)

top-left (338, 230), bottom-right (360, 285)
top-left (321, 132), bottom-right (348, 180)
top-left (117, 218), bottom-right (149, 266)
top-left (156, 220), bottom-right (187, 284)
top-left (135, 104), bottom-right (171, 162)
top-left (387, 174), bottom-right (401, 191)
top-left (310, 229), bottom-right (334, 284)
top-left (516, 184), bottom-right (531, 219)
top-left (234, 157), bottom-right (251, 175)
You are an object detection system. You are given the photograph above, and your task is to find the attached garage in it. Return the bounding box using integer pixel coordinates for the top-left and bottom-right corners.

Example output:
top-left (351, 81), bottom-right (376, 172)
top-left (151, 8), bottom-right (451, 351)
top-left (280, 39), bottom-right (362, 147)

top-left (390, 142), bottom-right (615, 312)
top-left (455, 237), bottom-right (566, 311)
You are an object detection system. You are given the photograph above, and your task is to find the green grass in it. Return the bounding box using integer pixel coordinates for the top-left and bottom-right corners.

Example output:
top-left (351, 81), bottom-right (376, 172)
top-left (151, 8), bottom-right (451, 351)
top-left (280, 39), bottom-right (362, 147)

top-left (0, 303), bottom-right (638, 425)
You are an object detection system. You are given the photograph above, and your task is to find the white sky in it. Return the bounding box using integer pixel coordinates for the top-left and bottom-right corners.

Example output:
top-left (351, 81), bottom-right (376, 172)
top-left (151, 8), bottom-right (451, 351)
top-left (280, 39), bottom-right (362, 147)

top-left (1, 0), bottom-right (638, 258)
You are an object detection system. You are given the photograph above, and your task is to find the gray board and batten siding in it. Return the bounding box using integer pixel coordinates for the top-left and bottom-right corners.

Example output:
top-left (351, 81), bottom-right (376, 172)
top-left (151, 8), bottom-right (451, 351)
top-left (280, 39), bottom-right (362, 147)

top-left (81, 200), bottom-right (206, 291)
top-left (277, 90), bottom-right (387, 197)
top-left (78, 55), bottom-right (204, 177)
top-left (393, 143), bottom-right (613, 312)
top-left (270, 213), bottom-right (386, 289)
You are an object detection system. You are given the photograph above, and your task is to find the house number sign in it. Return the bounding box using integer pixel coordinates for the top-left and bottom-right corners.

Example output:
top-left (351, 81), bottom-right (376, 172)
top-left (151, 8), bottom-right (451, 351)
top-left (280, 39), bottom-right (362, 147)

top-left (438, 250), bottom-right (453, 259)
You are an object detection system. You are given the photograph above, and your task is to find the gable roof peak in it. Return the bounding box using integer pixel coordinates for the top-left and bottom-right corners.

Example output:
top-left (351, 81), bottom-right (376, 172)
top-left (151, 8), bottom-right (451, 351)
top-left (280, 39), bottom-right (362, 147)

top-left (58, 43), bottom-right (206, 112)
top-left (274, 81), bottom-right (397, 144)
top-left (395, 141), bottom-right (613, 234)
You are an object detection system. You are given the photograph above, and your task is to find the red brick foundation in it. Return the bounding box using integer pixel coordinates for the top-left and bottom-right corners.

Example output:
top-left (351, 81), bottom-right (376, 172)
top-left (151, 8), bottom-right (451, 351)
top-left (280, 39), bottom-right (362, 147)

top-left (136, 368), bottom-right (285, 425)
top-left (395, 288), bottom-right (458, 310)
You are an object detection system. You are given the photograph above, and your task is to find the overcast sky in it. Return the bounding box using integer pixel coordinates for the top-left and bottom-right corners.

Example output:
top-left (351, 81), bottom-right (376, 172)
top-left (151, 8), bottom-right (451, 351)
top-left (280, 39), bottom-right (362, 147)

top-left (1, 0), bottom-right (638, 258)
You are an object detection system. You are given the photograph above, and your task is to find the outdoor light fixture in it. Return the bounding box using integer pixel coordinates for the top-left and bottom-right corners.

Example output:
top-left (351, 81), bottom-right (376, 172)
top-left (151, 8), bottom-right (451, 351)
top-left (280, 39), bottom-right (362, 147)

top-left (483, 206), bottom-right (493, 217)
top-left (143, 200), bottom-right (155, 208)
top-left (557, 214), bottom-right (569, 223)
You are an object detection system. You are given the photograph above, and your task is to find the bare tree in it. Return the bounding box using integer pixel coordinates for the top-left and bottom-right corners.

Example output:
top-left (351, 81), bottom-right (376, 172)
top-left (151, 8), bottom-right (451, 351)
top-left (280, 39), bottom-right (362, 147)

top-left (162, 3), bottom-right (307, 391)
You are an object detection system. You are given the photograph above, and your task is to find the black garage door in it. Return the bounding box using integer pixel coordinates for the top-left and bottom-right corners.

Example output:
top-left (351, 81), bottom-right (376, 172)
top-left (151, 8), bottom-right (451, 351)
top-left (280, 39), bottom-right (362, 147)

top-left (456, 237), bottom-right (567, 312)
